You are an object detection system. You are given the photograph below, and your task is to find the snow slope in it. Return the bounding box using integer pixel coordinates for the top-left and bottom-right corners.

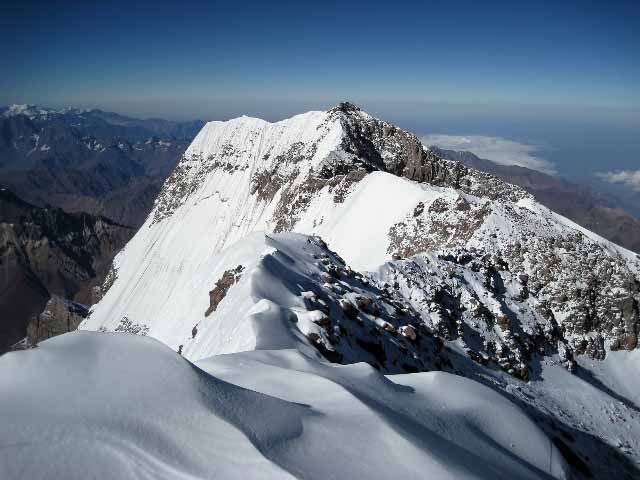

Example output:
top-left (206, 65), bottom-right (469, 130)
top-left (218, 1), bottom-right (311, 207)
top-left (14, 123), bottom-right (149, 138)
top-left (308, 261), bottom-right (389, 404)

top-left (0, 331), bottom-right (568, 480)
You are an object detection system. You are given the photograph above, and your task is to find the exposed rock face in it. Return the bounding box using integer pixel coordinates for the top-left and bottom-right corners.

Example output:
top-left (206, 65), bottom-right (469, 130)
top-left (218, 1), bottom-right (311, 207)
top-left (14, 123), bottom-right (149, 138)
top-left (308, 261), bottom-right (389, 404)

top-left (205, 265), bottom-right (244, 316)
top-left (280, 236), bottom-right (452, 372)
top-left (618, 297), bottom-right (639, 350)
top-left (0, 189), bottom-right (131, 351)
top-left (383, 201), bottom-right (640, 376)
top-left (330, 103), bottom-right (528, 201)
top-left (113, 317), bottom-right (149, 335)
top-left (388, 194), bottom-right (491, 255)
top-left (25, 295), bottom-right (88, 346)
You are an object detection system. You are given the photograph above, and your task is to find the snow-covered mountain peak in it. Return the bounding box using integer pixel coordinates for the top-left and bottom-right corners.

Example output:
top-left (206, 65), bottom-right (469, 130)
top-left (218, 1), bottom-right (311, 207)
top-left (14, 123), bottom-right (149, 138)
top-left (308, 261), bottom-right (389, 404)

top-left (151, 103), bottom-right (530, 227)
top-left (1, 103), bottom-right (91, 118)
top-left (2, 104), bottom-right (52, 118)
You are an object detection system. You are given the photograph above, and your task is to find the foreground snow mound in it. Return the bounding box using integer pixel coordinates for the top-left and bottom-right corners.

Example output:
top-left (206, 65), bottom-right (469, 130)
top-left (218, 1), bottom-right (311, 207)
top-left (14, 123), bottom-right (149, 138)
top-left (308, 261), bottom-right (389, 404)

top-left (0, 332), bottom-right (568, 480)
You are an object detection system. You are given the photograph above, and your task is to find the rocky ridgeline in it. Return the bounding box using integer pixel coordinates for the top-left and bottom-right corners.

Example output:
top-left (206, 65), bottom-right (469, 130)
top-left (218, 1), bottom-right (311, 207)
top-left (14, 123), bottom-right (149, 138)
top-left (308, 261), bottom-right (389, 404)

top-left (26, 295), bottom-right (88, 346)
top-left (151, 102), bottom-right (530, 228)
top-left (288, 236), bottom-right (449, 373)
top-left (383, 196), bottom-right (640, 377)
top-left (260, 102), bottom-right (530, 233)
top-left (188, 230), bottom-right (638, 382)
top-left (328, 102), bottom-right (529, 203)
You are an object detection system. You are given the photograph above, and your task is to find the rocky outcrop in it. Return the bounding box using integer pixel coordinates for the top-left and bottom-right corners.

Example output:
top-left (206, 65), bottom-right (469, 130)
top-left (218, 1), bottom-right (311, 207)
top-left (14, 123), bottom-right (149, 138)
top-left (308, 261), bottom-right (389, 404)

top-left (378, 221), bottom-right (640, 379)
top-left (25, 295), bottom-right (88, 346)
top-left (330, 102), bottom-right (529, 202)
top-left (205, 265), bottom-right (244, 316)
top-left (388, 194), bottom-right (492, 256)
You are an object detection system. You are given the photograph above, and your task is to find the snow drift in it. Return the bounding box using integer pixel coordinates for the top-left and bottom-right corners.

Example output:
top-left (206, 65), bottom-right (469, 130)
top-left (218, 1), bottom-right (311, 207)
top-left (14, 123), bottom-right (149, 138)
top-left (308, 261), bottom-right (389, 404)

top-left (0, 332), bottom-right (568, 479)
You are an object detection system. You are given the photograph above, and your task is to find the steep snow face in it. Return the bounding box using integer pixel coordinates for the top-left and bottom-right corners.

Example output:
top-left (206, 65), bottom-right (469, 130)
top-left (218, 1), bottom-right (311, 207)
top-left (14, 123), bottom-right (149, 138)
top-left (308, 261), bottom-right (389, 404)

top-left (0, 331), bottom-right (569, 480)
top-left (150, 110), bottom-right (341, 233)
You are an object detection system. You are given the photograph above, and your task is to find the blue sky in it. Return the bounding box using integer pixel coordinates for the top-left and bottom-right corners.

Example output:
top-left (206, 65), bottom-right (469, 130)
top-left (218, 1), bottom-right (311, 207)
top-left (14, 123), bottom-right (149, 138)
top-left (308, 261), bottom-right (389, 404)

top-left (2, 0), bottom-right (639, 204)
top-left (3, 0), bottom-right (639, 114)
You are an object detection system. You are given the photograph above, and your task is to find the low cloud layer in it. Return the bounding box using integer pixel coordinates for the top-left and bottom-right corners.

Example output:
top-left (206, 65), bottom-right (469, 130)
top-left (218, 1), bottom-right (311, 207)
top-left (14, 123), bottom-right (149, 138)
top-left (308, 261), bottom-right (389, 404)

top-left (422, 134), bottom-right (556, 174)
top-left (595, 170), bottom-right (640, 191)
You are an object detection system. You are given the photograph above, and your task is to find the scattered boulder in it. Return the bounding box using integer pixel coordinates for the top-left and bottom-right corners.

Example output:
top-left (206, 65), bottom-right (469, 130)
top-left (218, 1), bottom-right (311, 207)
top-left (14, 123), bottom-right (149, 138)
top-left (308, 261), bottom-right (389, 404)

top-left (399, 325), bottom-right (417, 341)
top-left (339, 299), bottom-right (359, 320)
top-left (306, 332), bottom-right (321, 343)
top-left (496, 314), bottom-right (510, 331)
top-left (309, 310), bottom-right (331, 327)
top-left (354, 295), bottom-right (373, 310)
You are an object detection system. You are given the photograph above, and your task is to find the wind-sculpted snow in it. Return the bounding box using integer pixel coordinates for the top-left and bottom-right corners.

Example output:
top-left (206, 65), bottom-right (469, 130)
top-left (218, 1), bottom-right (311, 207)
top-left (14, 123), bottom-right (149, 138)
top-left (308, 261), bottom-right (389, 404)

top-left (0, 331), bottom-right (569, 480)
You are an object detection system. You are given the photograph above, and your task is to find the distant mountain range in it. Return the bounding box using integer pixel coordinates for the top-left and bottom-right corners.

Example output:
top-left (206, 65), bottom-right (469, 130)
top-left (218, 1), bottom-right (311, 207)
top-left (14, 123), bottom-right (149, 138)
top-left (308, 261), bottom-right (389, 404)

top-left (0, 189), bottom-right (132, 351)
top-left (0, 104), bottom-right (204, 227)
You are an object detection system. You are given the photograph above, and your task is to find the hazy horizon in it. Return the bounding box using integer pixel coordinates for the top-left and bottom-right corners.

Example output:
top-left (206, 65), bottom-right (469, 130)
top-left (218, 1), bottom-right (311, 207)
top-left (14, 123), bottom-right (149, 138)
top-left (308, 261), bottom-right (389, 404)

top-left (4, 1), bottom-right (638, 109)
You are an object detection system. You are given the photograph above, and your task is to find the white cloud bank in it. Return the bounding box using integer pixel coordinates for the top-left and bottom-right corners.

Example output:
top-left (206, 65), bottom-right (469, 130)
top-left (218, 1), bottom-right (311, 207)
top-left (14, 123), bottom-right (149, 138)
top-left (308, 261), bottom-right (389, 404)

top-left (422, 134), bottom-right (556, 175)
top-left (595, 170), bottom-right (640, 191)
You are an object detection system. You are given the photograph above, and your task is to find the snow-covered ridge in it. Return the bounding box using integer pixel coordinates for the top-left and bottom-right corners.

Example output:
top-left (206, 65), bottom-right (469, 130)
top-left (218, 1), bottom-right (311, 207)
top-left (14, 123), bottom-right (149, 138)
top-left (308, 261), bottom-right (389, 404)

top-left (89, 102), bottom-right (640, 360)
top-left (76, 103), bottom-right (640, 477)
